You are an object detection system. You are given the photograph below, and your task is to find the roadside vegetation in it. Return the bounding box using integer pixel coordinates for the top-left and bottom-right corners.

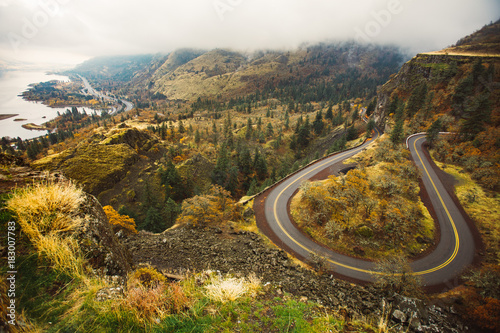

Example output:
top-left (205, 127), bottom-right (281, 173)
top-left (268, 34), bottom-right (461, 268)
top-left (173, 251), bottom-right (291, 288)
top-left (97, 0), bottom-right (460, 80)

top-left (291, 136), bottom-right (435, 259)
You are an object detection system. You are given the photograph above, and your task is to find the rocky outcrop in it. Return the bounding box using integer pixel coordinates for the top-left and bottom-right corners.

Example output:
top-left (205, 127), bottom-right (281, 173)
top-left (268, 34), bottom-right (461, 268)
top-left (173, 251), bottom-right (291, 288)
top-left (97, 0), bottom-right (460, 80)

top-left (1, 155), bottom-right (132, 276)
top-left (76, 193), bottom-right (132, 276)
top-left (32, 127), bottom-right (162, 195)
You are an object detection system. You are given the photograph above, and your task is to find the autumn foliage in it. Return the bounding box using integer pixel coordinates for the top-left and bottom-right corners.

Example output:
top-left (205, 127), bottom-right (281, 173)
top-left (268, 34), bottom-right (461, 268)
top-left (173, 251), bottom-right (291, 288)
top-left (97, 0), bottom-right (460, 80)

top-left (292, 137), bottom-right (434, 258)
top-left (103, 205), bottom-right (138, 234)
top-left (176, 185), bottom-right (241, 227)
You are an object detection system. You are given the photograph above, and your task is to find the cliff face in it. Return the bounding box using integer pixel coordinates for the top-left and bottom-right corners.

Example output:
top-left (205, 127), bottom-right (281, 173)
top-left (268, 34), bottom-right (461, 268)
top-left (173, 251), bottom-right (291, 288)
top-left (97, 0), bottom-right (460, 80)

top-left (373, 53), bottom-right (500, 132)
top-left (374, 21), bottom-right (500, 132)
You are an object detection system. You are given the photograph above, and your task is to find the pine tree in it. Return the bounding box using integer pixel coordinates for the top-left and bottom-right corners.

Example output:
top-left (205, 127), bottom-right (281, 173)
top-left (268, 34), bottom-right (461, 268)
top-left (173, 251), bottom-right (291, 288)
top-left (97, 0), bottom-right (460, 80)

top-left (159, 161), bottom-right (184, 201)
top-left (366, 97), bottom-right (377, 116)
top-left (246, 178), bottom-right (259, 196)
top-left (211, 145), bottom-right (231, 187)
top-left (313, 111), bottom-right (324, 135)
top-left (460, 93), bottom-right (491, 141)
top-left (405, 83), bottom-right (428, 118)
top-left (178, 120), bottom-right (185, 133)
top-left (346, 124), bottom-right (357, 141)
top-left (163, 198), bottom-right (180, 228)
top-left (245, 118), bottom-right (253, 140)
top-left (143, 207), bottom-right (165, 233)
top-left (266, 123), bottom-right (274, 138)
top-left (325, 104), bottom-right (334, 120)
top-left (195, 129), bottom-right (201, 144)
top-left (366, 119), bottom-right (375, 139)
top-left (426, 118), bottom-right (442, 147)
top-left (253, 148), bottom-right (268, 180)
top-left (390, 119), bottom-right (404, 144)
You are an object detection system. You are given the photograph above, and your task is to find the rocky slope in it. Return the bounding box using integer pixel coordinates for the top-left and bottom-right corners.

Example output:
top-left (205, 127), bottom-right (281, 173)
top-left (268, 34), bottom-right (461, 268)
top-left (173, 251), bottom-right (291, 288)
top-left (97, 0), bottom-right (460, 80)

top-left (123, 224), bottom-right (473, 332)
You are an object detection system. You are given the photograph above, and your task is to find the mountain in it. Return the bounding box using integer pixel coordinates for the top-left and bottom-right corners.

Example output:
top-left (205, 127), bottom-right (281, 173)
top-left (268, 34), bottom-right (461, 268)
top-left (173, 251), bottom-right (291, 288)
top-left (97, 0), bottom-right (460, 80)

top-left (68, 42), bottom-right (406, 102)
top-left (150, 43), bottom-right (405, 101)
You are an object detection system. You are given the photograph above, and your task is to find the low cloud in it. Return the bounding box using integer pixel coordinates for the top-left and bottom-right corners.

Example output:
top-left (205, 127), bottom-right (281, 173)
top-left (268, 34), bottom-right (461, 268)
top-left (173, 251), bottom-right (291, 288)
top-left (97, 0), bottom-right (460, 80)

top-left (0, 0), bottom-right (498, 66)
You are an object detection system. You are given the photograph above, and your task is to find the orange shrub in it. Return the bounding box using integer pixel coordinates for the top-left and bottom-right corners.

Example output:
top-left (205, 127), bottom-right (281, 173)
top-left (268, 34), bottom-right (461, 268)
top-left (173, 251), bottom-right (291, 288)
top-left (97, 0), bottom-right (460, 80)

top-left (471, 298), bottom-right (500, 332)
top-left (103, 205), bottom-right (137, 234)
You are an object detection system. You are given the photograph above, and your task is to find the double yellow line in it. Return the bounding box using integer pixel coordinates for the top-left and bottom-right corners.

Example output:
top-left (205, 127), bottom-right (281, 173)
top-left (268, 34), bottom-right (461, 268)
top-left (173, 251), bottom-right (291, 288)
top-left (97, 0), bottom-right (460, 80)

top-left (271, 134), bottom-right (460, 277)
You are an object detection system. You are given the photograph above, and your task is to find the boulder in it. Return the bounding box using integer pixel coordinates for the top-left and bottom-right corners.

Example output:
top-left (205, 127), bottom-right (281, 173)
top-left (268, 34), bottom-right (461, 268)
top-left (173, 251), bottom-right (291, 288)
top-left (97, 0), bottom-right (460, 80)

top-left (75, 193), bottom-right (133, 276)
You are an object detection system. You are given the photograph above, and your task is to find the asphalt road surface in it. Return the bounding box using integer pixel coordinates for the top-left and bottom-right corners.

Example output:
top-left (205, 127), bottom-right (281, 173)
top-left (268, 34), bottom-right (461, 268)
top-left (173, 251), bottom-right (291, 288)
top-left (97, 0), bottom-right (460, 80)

top-left (258, 132), bottom-right (475, 287)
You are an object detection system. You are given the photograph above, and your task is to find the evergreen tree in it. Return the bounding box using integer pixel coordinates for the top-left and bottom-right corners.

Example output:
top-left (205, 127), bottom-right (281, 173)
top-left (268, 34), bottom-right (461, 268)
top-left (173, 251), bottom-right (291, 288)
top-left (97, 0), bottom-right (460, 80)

top-left (366, 97), bottom-right (377, 116)
top-left (460, 93), bottom-right (491, 141)
top-left (284, 110), bottom-right (290, 130)
top-left (297, 122), bottom-right (310, 148)
top-left (245, 118), bottom-right (253, 140)
top-left (366, 119), bottom-right (375, 138)
top-left (266, 122), bottom-right (274, 138)
top-left (253, 149), bottom-right (268, 180)
top-left (178, 120), bottom-right (185, 133)
top-left (313, 111), bottom-right (324, 135)
top-left (246, 178), bottom-right (259, 196)
top-left (163, 198), bottom-right (180, 228)
top-left (346, 124), bottom-right (357, 141)
top-left (211, 145), bottom-right (231, 188)
top-left (195, 129), bottom-right (201, 144)
top-left (143, 206), bottom-right (165, 233)
top-left (390, 119), bottom-right (404, 144)
top-left (237, 146), bottom-right (252, 178)
top-left (426, 118), bottom-right (442, 147)
top-left (405, 83), bottom-right (428, 118)
top-left (159, 161), bottom-right (185, 201)
top-left (325, 104), bottom-right (334, 120)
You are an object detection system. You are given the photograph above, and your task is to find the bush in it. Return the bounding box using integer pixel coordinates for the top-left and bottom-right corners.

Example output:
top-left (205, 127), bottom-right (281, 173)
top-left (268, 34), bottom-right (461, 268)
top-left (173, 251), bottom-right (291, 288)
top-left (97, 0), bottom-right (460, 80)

top-left (103, 205), bottom-right (137, 234)
top-left (123, 266), bottom-right (190, 322)
top-left (373, 255), bottom-right (422, 297)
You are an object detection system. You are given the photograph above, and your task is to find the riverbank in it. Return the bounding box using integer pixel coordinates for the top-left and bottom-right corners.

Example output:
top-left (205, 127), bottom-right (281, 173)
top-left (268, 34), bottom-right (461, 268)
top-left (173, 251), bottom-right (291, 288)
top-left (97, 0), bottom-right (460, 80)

top-left (21, 123), bottom-right (52, 131)
top-left (0, 114), bottom-right (19, 121)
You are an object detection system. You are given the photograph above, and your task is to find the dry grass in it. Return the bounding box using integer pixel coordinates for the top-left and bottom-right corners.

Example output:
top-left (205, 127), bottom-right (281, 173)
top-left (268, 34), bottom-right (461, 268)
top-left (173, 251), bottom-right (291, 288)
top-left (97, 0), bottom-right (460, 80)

top-left (36, 235), bottom-right (85, 278)
top-left (204, 272), bottom-right (261, 303)
top-left (434, 161), bottom-right (500, 264)
top-left (7, 180), bottom-right (86, 278)
top-left (7, 180), bottom-right (84, 238)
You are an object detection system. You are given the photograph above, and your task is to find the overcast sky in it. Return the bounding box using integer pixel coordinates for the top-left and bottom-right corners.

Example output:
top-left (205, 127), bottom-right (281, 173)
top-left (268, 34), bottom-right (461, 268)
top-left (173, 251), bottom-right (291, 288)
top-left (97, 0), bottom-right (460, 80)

top-left (0, 0), bottom-right (499, 67)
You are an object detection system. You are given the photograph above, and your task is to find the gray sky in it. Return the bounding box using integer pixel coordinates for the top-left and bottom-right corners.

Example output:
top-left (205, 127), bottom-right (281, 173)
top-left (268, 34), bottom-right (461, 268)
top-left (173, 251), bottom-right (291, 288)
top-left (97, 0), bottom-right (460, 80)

top-left (0, 0), bottom-right (499, 67)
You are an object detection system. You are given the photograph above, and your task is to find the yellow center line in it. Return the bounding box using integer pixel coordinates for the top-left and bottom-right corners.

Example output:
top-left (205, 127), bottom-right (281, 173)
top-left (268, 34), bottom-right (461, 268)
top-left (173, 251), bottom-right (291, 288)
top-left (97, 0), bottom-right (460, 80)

top-left (271, 133), bottom-right (460, 277)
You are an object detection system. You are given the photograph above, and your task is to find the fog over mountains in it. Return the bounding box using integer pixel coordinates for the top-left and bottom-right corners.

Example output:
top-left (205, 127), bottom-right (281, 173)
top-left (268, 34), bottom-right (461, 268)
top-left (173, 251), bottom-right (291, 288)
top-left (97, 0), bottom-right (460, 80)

top-left (0, 0), bottom-right (499, 66)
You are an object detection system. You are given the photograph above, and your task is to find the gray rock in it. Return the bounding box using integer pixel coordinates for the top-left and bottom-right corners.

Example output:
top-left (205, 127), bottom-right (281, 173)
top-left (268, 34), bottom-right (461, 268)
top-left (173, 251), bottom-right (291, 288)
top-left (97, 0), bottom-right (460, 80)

top-left (392, 309), bottom-right (407, 323)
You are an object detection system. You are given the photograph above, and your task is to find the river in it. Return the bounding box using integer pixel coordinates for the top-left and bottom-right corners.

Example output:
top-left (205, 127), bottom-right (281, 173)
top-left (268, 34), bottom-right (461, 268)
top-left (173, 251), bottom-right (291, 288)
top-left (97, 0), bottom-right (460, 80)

top-left (0, 70), bottom-right (71, 140)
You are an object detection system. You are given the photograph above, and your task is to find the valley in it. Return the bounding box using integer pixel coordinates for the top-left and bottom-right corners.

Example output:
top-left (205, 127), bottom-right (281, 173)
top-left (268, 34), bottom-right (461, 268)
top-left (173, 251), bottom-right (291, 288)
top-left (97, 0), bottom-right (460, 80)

top-left (1, 21), bottom-right (499, 333)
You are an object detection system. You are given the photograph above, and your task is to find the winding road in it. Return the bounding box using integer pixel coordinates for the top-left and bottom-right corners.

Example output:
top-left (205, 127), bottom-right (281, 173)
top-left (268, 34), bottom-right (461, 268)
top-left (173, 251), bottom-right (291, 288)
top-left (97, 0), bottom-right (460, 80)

top-left (255, 131), bottom-right (476, 287)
